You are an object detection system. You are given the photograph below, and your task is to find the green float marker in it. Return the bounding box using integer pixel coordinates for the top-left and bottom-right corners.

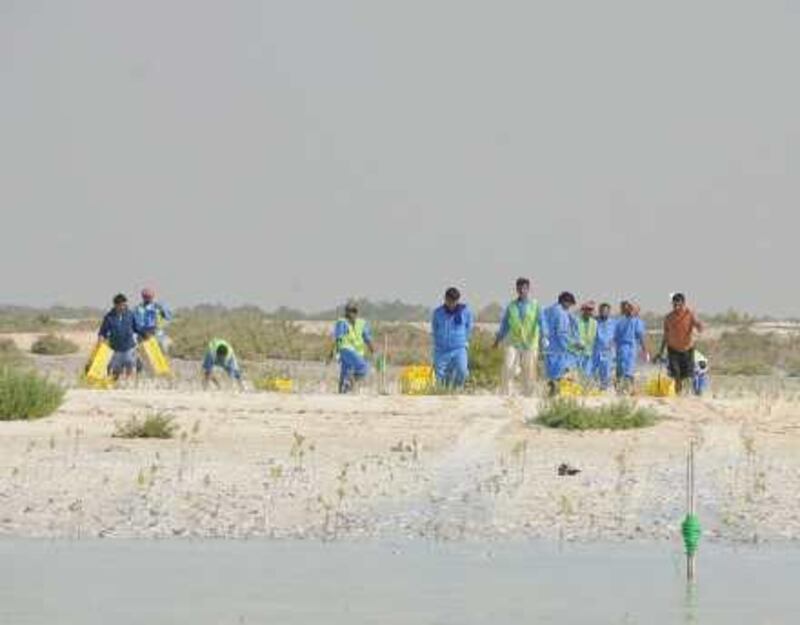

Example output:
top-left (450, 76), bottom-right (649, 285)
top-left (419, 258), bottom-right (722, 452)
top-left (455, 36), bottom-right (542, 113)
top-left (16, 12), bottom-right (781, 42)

top-left (682, 440), bottom-right (701, 582)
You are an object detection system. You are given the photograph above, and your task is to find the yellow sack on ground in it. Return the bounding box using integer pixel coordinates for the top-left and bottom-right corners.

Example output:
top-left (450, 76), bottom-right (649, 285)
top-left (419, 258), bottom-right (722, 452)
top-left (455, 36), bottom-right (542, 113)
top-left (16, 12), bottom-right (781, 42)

top-left (83, 342), bottom-right (114, 388)
top-left (645, 372), bottom-right (676, 397)
top-left (557, 377), bottom-right (603, 397)
top-left (256, 377), bottom-right (294, 393)
top-left (400, 365), bottom-right (435, 395)
top-left (140, 337), bottom-right (171, 376)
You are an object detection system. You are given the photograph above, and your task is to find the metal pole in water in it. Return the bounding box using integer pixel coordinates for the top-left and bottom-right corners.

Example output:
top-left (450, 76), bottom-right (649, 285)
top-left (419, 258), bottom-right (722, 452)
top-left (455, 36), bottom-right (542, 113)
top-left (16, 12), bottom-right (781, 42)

top-left (682, 439), bottom-right (701, 583)
top-left (687, 440), bottom-right (695, 582)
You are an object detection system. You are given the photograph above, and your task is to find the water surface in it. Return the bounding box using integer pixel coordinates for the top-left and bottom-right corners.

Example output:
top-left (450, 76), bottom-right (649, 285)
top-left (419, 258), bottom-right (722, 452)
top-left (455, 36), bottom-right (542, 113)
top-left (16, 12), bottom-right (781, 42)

top-left (2, 540), bottom-right (796, 624)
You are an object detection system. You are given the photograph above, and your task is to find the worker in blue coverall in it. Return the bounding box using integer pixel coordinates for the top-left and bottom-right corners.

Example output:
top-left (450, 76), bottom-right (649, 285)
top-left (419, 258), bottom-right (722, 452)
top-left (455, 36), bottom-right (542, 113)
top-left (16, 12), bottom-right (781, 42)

top-left (614, 301), bottom-right (649, 392)
top-left (98, 293), bottom-right (143, 381)
top-left (330, 301), bottom-right (375, 393)
top-left (543, 291), bottom-right (582, 396)
top-left (591, 303), bottom-right (616, 390)
top-left (431, 287), bottom-right (473, 389)
top-left (135, 287), bottom-right (172, 351)
top-left (202, 338), bottom-right (243, 389)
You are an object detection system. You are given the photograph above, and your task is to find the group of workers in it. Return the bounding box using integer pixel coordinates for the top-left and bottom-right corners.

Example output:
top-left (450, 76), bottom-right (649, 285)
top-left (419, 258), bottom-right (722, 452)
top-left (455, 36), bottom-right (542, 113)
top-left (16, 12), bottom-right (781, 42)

top-left (96, 290), bottom-right (171, 380)
top-left (95, 289), bottom-right (240, 388)
top-left (95, 279), bottom-right (708, 396)
top-left (331, 279), bottom-right (708, 397)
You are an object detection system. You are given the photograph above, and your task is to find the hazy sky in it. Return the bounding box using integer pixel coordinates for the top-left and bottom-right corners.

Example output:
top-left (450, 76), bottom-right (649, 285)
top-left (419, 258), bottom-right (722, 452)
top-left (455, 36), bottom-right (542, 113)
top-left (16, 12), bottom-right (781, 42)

top-left (2, 1), bottom-right (799, 315)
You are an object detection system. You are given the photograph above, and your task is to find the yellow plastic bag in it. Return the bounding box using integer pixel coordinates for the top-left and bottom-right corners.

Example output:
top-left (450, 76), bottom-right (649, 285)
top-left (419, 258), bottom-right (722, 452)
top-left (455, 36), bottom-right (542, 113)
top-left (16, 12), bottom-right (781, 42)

top-left (83, 342), bottom-right (114, 388)
top-left (140, 337), bottom-right (171, 376)
top-left (400, 365), bottom-right (435, 395)
top-left (256, 377), bottom-right (294, 393)
top-left (644, 372), bottom-right (676, 397)
top-left (557, 377), bottom-right (603, 397)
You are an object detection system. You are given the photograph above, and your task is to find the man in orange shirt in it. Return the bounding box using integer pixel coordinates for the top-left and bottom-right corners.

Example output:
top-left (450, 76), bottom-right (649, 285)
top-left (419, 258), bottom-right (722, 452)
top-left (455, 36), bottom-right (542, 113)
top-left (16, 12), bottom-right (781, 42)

top-left (656, 293), bottom-right (704, 394)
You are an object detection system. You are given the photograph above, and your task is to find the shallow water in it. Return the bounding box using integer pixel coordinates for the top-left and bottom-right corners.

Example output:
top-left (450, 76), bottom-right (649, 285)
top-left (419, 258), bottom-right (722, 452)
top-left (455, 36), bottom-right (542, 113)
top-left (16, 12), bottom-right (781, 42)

top-left (1, 539), bottom-right (797, 624)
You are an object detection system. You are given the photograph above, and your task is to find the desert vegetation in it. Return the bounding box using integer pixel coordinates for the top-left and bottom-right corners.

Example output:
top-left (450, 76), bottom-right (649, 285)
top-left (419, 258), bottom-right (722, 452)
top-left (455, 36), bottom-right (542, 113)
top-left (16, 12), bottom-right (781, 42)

top-left (31, 334), bottom-right (80, 356)
top-left (532, 399), bottom-right (658, 430)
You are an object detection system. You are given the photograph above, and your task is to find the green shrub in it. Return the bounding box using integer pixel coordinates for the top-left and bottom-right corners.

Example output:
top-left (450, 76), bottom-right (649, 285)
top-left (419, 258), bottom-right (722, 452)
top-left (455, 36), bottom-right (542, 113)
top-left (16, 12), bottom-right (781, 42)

top-left (371, 322), bottom-right (430, 366)
top-left (169, 310), bottom-right (329, 361)
top-left (113, 412), bottom-right (177, 439)
top-left (533, 399), bottom-right (657, 430)
top-left (30, 334), bottom-right (80, 356)
top-left (466, 330), bottom-right (503, 390)
top-left (0, 367), bottom-right (65, 420)
top-left (0, 339), bottom-right (26, 368)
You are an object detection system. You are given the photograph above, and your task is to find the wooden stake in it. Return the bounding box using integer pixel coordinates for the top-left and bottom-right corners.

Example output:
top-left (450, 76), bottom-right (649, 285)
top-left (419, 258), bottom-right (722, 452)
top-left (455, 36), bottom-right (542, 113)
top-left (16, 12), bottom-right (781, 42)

top-left (381, 335), bottom-right (389, 395)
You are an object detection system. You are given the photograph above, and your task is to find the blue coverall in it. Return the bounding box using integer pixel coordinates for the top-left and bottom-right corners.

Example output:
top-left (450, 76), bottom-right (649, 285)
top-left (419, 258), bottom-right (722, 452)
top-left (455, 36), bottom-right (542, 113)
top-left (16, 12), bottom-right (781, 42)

top-left (614, 316), bottom-right (646, 380)
top-left (543, 303), bottom-right (579, 381)
top-left (431, 304), bottom-right (473, 388)
top-left (591, 317), bottom-right (616, 389)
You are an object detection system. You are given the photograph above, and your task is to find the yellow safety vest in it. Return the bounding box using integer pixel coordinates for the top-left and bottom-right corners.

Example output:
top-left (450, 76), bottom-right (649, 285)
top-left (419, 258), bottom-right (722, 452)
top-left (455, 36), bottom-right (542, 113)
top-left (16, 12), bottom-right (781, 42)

top-left (507, 300), bottom-right (540, 349)
top-left (577, 317), bottom-right (597, 352)
top-left (337, 318), bottom-right (367, 355)
top-left (207, 338), bottom-right (235, 364)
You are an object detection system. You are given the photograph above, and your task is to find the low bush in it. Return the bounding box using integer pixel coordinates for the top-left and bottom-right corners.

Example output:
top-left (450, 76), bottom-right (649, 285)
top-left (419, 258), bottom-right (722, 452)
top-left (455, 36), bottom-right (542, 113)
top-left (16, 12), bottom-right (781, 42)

top-left (714, 361), bottom-right (773, 376)
top-left (467, 330), bottom-right (503, 390)
top-left (31, 334), bottom-right (80, 356)
top-left (0, 367), bottom-right (65, 420)
top-left (371, 322), bottom-right (429, 367)
top-left (0, 339), bottom-right (26, 368)
top-left (169, 310), bottom-right (329, 361)
top-left (113, 412), bottom-right (177, 439)
top-left (533, 399), bottom-right (657, 430)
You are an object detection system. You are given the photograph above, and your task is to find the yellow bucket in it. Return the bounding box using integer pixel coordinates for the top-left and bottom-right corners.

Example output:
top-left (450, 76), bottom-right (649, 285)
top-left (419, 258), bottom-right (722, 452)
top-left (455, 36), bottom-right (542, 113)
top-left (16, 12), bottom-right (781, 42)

top-left (400, 365), bottom-right (435, 395)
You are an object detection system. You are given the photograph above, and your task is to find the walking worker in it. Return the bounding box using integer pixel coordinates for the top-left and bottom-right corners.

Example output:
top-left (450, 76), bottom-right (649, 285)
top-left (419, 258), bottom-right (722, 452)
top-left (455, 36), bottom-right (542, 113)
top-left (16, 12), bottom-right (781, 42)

top-left (655, 293), bottom-right (704, 394)
top-left (493, 277), bottom-right (544, 396)
top-left (591, 303), bottom-right (616, 390)
top-left (543, 291), bottom-right (581, 395)
top-left (431, 287), bottom-right (473, 389)
top-left (135, 287), bottom-right (172, 351)
top-left (614, 300), bottom-right (649, 391)
top-left (97, 293), bottom-right (142, 381)
top-left (575, 301), bottom-right (598, 377)
top-left (331, 301), bottom-right (375, 393)
top-left (202, 338), bottom-right (243, 389)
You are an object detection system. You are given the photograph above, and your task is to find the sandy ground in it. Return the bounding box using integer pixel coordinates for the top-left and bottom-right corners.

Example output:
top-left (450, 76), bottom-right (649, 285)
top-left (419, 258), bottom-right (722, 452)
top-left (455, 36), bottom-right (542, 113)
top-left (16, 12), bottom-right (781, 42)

top-left (1, 387), bottom-right (799, 543)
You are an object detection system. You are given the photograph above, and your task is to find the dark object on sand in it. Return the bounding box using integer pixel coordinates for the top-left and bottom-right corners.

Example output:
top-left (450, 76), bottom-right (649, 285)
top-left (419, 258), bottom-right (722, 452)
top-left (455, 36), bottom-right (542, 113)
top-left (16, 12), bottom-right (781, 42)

top-left (558, 463), bottom-right (581, 476)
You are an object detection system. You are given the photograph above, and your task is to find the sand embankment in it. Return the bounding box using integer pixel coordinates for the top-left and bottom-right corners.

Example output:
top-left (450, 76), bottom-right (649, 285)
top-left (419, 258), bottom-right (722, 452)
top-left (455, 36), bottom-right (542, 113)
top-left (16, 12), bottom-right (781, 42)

top-left (1, 390), bottom-right (799, 542)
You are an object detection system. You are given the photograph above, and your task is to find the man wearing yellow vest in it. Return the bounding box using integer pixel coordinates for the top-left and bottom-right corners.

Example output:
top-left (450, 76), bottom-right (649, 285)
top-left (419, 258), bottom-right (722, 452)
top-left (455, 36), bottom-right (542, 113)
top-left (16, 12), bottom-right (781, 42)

top-left (575, 301), bottom-right (598, 378)
top-left (202, 338), bottom-right (243, 389)
top-left (493, 277), bottom-right (545, 396)
top-left (331, 301), bottom-right (375, 393)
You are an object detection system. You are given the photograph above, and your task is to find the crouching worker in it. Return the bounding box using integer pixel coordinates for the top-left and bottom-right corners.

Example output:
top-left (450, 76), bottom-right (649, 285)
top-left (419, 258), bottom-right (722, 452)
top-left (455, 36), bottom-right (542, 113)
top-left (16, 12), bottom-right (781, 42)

top-left (202, 338), bottom-right (243, 389)
top-left (331, 301), bottom-right (375, 393)
top-left (432, 287), bottom-right (473, 389)
top-left (98, 293), bottom-right (142, 381)
top-left (693, 350), bottom-right (709, 396)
